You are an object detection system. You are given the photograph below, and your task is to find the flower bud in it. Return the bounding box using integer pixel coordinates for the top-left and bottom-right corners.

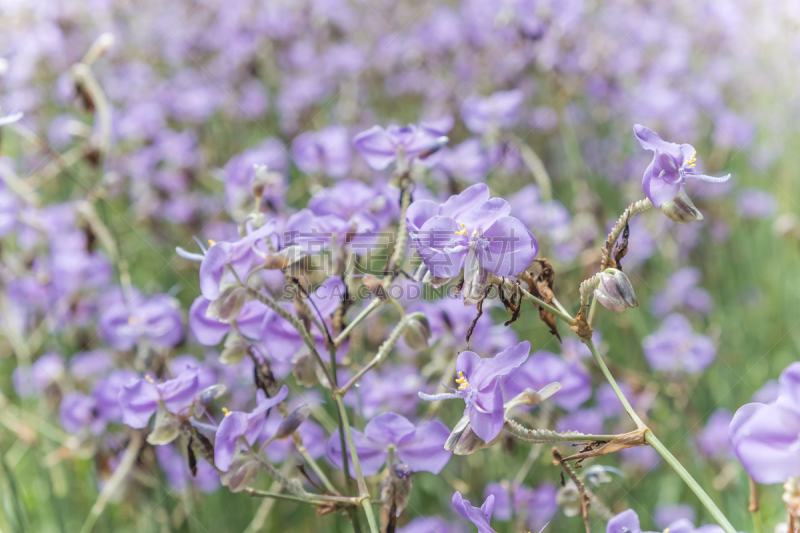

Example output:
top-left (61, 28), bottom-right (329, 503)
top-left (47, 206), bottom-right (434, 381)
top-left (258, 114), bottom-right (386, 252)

top-left (594, 268), bottom-right (638, 313)
top-left (362, 274), bottom-right (389, 302)
top-left (380, 463), bottom-right (414, 517)
top-left (417, 136), bottom-right (449, 159)
top-left (403, 316), bottom-right (431, 350)
top-left (274, 404), bottom-right (313, 440)
top-left (206, 286), bottom-right (248, 323)
top-left (445, 415), bottom-right (501, 455)
top-left (147, 406), bottom-right (180, 445)
top-left (503, 382), bottom-right (562, 415)
top-left (220, 332), bottom-right (248, 365)
top-left (223, 459), bottom-right (260, 493)
top-left (193, 384), bottom-right (227, 417)
top-left (660, 188), bottom-right (704, 224)
top-left (462, 250), bottom-right (489, 306)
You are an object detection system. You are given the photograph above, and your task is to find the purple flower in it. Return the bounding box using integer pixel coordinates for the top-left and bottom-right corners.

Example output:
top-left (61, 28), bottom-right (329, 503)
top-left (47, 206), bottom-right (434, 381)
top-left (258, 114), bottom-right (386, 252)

top-left (12, 352), bottom-right (64, 398)
top-left (482, 483), bottom-right (511, 521)
top-left (556, 409), bottom-right (604, 435)
top-left (353, 123), bottom-right (448, 171)
top-left (215, 385), bottom-right (288, 471)
top-left (99, 294), bottom-right (184, 351)
top-left (188, 296), bottom-right (268, 346)
top-left (730, 362), bottom-right (800, 484)
top-left (261, 409), bottom-right (326, 464)
top-left (436, 139), bottom-right (488, 183)
top-left (397, 517), bottom-right (465, 533)
top-left (118, 368), bottom-right (201, 429)
top-left (452, 492), bottom-right (495, 533)
top-left (642, 314), bottom-right (715, 374)
top-left (406, 183), bottom-right (490, 237)
top-left (696, 408), bottom-right (734, 458)
top-left (344, 364), bottom-right (425, 419)
top-left (503, 351), bottom-right (591, 412)
top-left (419, 341), bottom-right (530, 442)
top-left (412, 193), bottom-right (537, 301)
top-left (59, 392), bottom-right (105, 435)
top-left (633, 124), bottom-right (730, 207)
top-left (736, 188), bottom-right (777, 220)
top-left (155, 443), bottom-right (220, 493)
top-left (461, 90), bottom-right (525, 134)
top-left (326, 413), bottom-right (451, 476)
top-left (68, 350), bottom-right (113, 381)
top-left (651, 267), bottom-right (713, 317)
top-left (291, 125), bottom-right (351, 178)
top-left (515, 483), bottom-right (558, 532)
top-left (607, 509), bottom-right (657, 533)
top-left (306, 178), bottom-right (397, 234)
top-left (654, 504), bottom-right (696, 530)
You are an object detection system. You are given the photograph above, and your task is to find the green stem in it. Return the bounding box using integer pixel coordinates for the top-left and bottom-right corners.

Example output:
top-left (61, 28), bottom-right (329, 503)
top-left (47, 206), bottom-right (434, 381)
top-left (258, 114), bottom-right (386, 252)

top-left (333, 298), bottom-right (383, 347)
top-left (645, 431), bottom-right (737, 533)
top-left (335, 396), bottom-right (380, 533)
top-left (584, 337), bottom-right (737, 533)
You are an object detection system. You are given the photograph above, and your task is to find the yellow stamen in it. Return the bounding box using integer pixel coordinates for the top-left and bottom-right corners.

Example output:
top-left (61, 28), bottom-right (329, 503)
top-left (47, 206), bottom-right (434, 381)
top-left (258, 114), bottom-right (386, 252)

top-left (455, 371), bottom-right (469, 390)
top-left (208, 239), bottom-right (216, 246)
top-left (472, 230), bottom-right (478, 236)
top-left (128, 315), bottom-right (138, 326)
top-left (221, 407), bottom-right (232, 417)
top-left (145, 375), bottom-right (155, 383)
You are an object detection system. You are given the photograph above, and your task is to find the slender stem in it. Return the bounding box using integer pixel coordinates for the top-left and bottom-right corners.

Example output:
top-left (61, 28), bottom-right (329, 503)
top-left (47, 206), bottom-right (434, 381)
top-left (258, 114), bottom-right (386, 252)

top-left (335, 396), bottom-right (380, 533)
top-left (584, 339), bottom-right (736, 533)
top-left (243, 488), bottom-right (357, 505)
top-left (247, 288), bottom-right (335, 388)
top-left (489, 274), bottom-right (576, 325)
top-left (583, 338), bottom-right (645, 429)
top-left (333, 298), bottom-right (383, 347)
top-left (337, 312), bottom-right (425, 396)
top-left (645, 431), bottom-right (737, 533)
top-left (504, 418), bottom-right (617, 444)
top-left (295, 441), bottom-right (340, 495)
top-left (79, 432), bottom-right (144, 533)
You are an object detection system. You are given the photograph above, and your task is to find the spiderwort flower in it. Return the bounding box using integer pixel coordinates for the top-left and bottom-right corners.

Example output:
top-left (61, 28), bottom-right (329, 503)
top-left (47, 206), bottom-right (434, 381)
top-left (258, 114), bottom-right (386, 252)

top-left (413, 193), bottom-right (537, 304)
top-left (633, 124), bottom-right (730, 218)
top-left (118, 368), bottom-right (201, 429)
top-left (353, 123), bottom-right (449, 170)
top-left (419, 341), bottom-right (530, 442)
top-left (730, 362), bottom-right (800, 484)
top-left (215, 385), bottom-right (288, 471)
top-left (326, 413), bottom-right (451, 476)
top-left (452, 492), bottom-right (495, 533)
top-left (642, 314), bottom-right (715, 374)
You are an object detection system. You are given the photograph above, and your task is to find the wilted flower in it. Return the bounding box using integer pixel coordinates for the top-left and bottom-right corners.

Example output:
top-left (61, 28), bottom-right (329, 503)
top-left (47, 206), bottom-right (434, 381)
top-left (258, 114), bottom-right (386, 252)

top-left (420, 341), bottom-right (530, 442)
top-left (326, 412), bottom-right (451, 476)
top-left (633, 124), bottom-right (730, 216)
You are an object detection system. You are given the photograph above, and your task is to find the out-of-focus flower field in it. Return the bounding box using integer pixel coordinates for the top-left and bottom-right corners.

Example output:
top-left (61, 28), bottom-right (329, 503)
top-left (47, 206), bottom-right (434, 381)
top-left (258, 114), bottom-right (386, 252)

top-left (1, 1), bottom-right (800, 532)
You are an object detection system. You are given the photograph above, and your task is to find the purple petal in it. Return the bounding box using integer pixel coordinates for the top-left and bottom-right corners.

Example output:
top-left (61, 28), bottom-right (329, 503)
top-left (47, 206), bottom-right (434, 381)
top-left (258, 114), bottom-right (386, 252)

top-left (479, 216), bottom-right (538, 276)
top-left (607, 509), bottom-right (643, 533)
top-left (406, 199), bottom-right (441, 234)
top-left (732, 403), bottom-right (800, 484)
top-left (395, 420), bottom-right (452, 474)
top-left (118, 378), bottom-right (160, 429)
top-left (415, 216), bottom-right (469, 279)
top-left (199, 243), bottom-right (232, 300)
top-left (456, 351), bottom-right (482, 382)
top-left (439, 183), bottom-right (490, 219)
top-left (215, 412), bottom-right (249, 471)
top-left (468, 381), bottom-right (505, 442)
top-left (644, 177), bottom-right (683, 208)
top-left (353, 125), bottom-right (396, 170)
top-left (363, 413), bottom-right (416, 446)
top-left (474, 341), bottom-right (531, 390)
top-left (777, 361), bottom-right (800, 409)
top-left (189, 296), bottom-right (230, 346)
top-left (157, 368), bottom-right (200, 414)
top-left (326, 428), bottom-right (387, 477)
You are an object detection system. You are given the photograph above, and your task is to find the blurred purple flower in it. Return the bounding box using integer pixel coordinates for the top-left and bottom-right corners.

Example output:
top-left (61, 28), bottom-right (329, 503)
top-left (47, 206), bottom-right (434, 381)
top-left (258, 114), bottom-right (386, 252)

top-left (353, 123), bottom-right (448, 170)
top-left (326, 413), bottom-right (451, 476)
top-left (99, 293), bottom-right (183, 351)
top-left (651, 267), bottom-right (713, 317)
top-left (59, 392), bottom-right (105, 435)
top-left (291, 125), bottom-right (351, 178)
top-left (461, 90), bottom-right (525, 134)
top-left (397, 517), bottom-right (465, 533)
top-left (215, 385), bottom-right (288, 471)
top-left (118, 368), bottom-right (201, 429)
top-left (642, 314), bottom-right (715, 374)
top-left (189, 296), bottom-right (268, 346)
top-left (696, 408), bottom-right (734, 458)
top-left (633, 124), bottom-right (730, 207)
top-left (654, 504), bottom-right (696, 530)
top-left (503, 351), bottom-right (591, 412)
top-left (736, 188), bottom-right (777, 220)
top-left (436, 139), bottom-right (488, 183)
top-left (420, 341), bottom-right (530, 442)
top-left (12, 352), bottom-right (64, 399)
top-left (606, 509), bottom-right (656, 533)
top-left (155, 443), bottom-right (220, 493)
top-left (69, 350), bottom-right (113, 381)
top-left (556, 408), bottom-right (604, 435)
top-left (344, 364), bottom-right (425, 419)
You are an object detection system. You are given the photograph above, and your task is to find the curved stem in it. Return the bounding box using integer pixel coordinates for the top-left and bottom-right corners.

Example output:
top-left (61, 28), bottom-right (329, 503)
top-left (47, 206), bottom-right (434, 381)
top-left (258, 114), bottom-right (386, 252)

top-left (645, 431), bottom-right (737, 533)
top-left (584, 337), bottom-right (737, 533)
top-left (333, 298), bottom-right (383, 347)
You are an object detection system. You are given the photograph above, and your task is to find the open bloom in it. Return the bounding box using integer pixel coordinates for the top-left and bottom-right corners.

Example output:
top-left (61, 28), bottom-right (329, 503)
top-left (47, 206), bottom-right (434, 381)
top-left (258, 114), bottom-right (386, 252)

top-left (326, 412), bottom-right (451, 476)
top-left (419, 341), bottom-right (530, 442)
top-left (290, 125), bottom-right (351, 178)
top-left (730, 362), bottom-right (800, 484)
top-left (633, 124), bottom-right (731, 208)
top-left (353, 123), bottom-right (448, 171)
top-left (99, 293), bottom-right (184, 351)
top-left (607, 509), bottom-right (657, 533)
top-left (215, 385), bottom-right (288, 471)
top-left (413, 193), bottom-right (537, 303)
top-left (642, 314), bottom-right (715, 374)
top-left (118, 368), bottom-right (201, 428)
